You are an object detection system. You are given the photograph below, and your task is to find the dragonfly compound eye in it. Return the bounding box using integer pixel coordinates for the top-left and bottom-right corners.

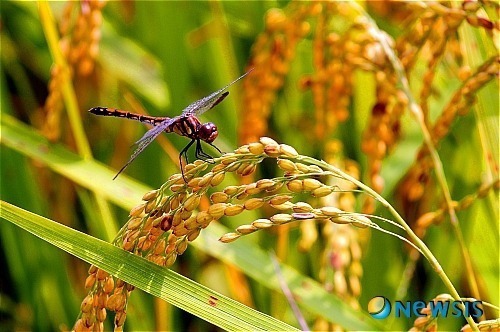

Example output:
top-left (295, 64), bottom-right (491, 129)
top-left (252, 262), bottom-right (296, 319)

top-left (199, 122), bottom-right (218, 143)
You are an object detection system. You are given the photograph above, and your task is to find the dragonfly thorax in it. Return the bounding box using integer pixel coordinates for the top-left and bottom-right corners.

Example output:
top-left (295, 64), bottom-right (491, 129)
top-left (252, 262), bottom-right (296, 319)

top-left (169, 115), bottom-right (218, 144)
top-left (198, 122), bottom-right (218, 143)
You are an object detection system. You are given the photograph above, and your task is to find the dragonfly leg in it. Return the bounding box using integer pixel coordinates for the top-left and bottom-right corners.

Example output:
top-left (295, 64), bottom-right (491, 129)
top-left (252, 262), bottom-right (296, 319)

top-left (208, 142), bottom-right (223, 155)
top-left (180, 139), bottom-right (195, 181)
top-left (195, 139), bottom-right (215, 163)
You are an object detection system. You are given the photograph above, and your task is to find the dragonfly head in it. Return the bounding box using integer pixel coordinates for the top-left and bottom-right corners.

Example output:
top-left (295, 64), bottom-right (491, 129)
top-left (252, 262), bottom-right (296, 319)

top-left (198, 122), bottom-right (218, 143)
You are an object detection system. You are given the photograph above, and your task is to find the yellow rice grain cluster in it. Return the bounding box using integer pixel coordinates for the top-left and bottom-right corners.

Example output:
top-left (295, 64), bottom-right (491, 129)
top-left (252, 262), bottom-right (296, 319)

top-left (220, 202), bottom-right (373, 244)
top-left (418, 17), bottom-right (460, 121)
top-left (80, 137), bottom-right (368, 329)
top-left (77, 136), bottom-right (435, 329)
top-left (408, 293), bottom-right (452, 332)
top-left (399, 57), bottom-right (499, 204)
top-left (432, 57), bottom-right (499, 144)
top-left (241, 2), bottom-right (402, 144)
top-left (42, 0), bottom-right (105, 141)
top-left (220, 138), bottom-right (373, 243)
top-left (242, 1), bottom-right (496, 213)
top-left (301, 3), bottom-right (357, 140)
top-left (408, 293), bottom-right (496, 332)
top-left (461, 319), bottom-right (500, 332)
top-left (359, 1), bottom-right (498, 212)
top-left (309, 13), bottom-right (405, 213)
top-left (360, 66), bottom-right (405, 212)
top-left (74, 265), bottom-right (131, 332)
top-left (60, 0), bottom-right (105, 76)
top-left (414, 178), bottom-right (499, 238)
top-left (240, 3), bottom-right (317, 144)
top-left (404, 1), bottom-right (497, 122)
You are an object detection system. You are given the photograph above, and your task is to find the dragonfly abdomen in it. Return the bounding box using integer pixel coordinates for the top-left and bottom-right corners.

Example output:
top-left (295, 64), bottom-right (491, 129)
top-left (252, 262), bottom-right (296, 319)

top-left (89, 107), bottom-right (170, 126)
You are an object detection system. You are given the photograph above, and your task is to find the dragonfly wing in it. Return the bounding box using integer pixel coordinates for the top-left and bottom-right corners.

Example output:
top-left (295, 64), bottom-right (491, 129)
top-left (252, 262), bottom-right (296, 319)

top-left (113, 117), bottom-right (174, 179)
top-left (135, 118), bottom-right (170, 143)
top-left (182, 69), bottom-right (254, 117)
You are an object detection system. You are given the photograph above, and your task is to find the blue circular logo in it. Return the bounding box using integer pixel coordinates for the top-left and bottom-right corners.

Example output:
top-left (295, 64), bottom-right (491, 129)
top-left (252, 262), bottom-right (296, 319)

top-left (368, 296), bottom-right (391, 319)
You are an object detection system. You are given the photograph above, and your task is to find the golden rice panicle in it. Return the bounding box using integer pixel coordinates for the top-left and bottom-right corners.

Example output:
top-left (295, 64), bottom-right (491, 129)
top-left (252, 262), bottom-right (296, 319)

top-left (398, 3), bottom-right (476, 121)
top-left (432, 57), bottom-right (499, 143)
top-left (324, 28), bottom-right (355, 128)
top-left (120, 142), bottom-right (270, 267)
top-left (220, 203), bottom-right (370, 243)
top-left (355, 26), bottom-right (402, 214)
top-left (393, 1), bottom-right (494, 70)
top-left (304, 4), bottom-right (343, 139)
top-left (461, 319), bottom-right (500, 332)
top-left (40, 2), bottom-right (74, 141)
top-left (219, 138), bottom-right (367, 243)
top-left (409, 294), bottom-right (454, 332)
top-left (362, 2), bottom-right (498, 212)
top-left (395, 5), bottom-right (432, 71)
top-left (41, 64), bottom-right (65, 141)
top-left (78, 138), bottom-right (381, 329)
top-left (76, 265), bottom-right (121, 332)
top-left (63, 0), bottom-right (105, 76)
top-left (414, 178), bottom-right (499, 239)
top-left (41, 1), bottom-right (106, 141)
top-left (410, 2), bottom-right (497, 122)
top-left (360, 72), bottom-right (405, 214)
top-left (391, 1), bottom-right (497, 116)
top-left (398, 57), bottom-right (499, 206)
top-left (360, 1), bottom-right (497, 213)
top-left (240, 3), bottom-right (314, 144)
top-left (75, 177), bottom-right (177, 329)
top-left (107, 281), bottom-right (134, 331)
top-left (418, 16), bottom-right (455, 119)
top-left (304, 5), bottom-right (390, 140)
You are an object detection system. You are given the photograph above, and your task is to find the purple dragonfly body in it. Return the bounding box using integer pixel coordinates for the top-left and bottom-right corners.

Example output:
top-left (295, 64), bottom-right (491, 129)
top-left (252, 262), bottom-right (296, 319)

top-left (90, 70), bottom-right (252, 180)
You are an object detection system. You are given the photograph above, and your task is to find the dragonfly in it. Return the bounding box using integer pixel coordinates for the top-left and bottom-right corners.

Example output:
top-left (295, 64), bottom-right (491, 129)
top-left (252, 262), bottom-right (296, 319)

top-left (89, 69), bottom-right (252, 180)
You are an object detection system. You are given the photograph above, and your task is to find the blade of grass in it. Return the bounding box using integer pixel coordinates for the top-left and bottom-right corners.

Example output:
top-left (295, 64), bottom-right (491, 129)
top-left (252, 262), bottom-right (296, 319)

top-left (0, 114), bottom-right (149, 209)
top-left (0, 200), bottom-right (297, 331)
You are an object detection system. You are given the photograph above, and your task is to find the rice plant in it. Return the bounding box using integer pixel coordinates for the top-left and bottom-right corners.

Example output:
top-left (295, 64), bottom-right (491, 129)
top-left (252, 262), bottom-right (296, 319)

top-left (1, 1), bottom-right (498, 331)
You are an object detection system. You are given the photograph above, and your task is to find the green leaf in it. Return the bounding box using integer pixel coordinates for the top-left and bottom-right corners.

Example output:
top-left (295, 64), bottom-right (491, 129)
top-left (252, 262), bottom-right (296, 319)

top-left (0, 114), bottom-right (148, 209)
top-left (0, 200), bottom-right (296, 331)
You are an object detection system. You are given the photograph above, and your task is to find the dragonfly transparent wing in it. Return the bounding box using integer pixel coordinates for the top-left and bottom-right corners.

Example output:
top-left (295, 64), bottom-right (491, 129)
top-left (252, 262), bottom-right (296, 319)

top-left (113, 117), bottom-right (176, 179)
top-left (182, 69), bottom-right (254, 117)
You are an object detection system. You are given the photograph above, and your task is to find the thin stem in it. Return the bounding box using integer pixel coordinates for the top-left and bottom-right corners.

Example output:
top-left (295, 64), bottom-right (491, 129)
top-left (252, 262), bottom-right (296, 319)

top-left (270, 252), bottom-right (309, 331)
